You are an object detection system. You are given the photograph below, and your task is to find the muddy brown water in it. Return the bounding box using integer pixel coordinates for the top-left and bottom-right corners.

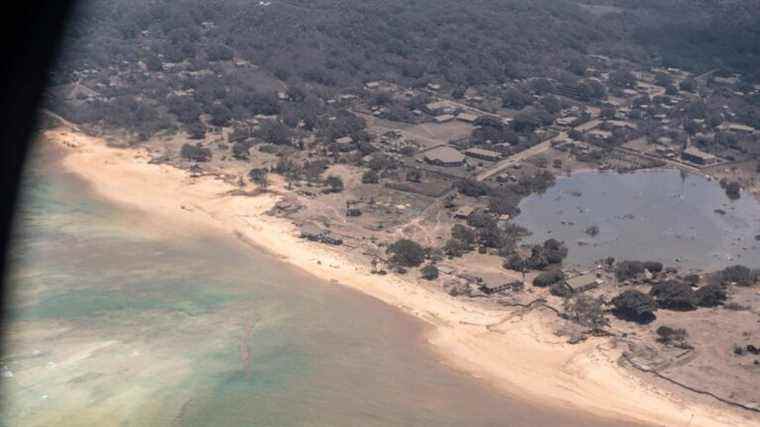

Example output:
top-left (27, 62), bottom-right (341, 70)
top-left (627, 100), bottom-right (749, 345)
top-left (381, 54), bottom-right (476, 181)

top-left (515, 169), bottom-right (760, 272)
top-left (0, 147), bottom-right (643, 426)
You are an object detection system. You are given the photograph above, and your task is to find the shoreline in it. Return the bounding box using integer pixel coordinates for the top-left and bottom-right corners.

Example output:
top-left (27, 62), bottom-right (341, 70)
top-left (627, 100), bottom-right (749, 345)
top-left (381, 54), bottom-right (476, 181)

top-left (45, 127), bottom-right (756, 427)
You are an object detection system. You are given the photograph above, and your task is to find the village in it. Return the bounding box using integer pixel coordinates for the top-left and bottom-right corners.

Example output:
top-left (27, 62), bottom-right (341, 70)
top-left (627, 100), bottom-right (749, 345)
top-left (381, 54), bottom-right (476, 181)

top-left (47, 51), bottom-right (760, 415)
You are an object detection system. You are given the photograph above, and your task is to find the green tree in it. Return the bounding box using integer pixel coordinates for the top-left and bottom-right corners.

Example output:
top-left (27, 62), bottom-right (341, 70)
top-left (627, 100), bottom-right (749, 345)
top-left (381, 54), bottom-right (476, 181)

top-left (563, 295), bottom-right (609, 333)
top-left (679, 79), bottom-right (697, 92)
top-left (421, 264), bottom-right (439, 280)
top-left (451, 224), bottom-right (476, 248)
top-left (387, 239), bottom-right (426, 267)
top-left (248, 168), bottom-right (269, 189)
top-left (362, 170), bottom-right (380, 184)
top-left (650, 281), bottom-right (697, 311)
top-left (257, 121), bottom-right (291, 145)
top-left (180, 143), bottom-right (211, 162)
top-left (611, 290), bottom-right (657, 324)
top-left (325, 175), bottom-right (344, 193)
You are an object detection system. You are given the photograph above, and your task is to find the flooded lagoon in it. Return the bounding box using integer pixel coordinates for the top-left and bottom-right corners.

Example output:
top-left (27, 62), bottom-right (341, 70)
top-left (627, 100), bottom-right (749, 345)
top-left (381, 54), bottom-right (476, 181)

top-left (0, 149), bottom-right (637, 426)
top-left (515, 169), bottom-right (760, 271)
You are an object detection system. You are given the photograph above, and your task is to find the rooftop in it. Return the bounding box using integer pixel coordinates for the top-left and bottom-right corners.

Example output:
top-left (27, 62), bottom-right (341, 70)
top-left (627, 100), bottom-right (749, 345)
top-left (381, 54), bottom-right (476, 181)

top-left (465, 147), bottom-right (502, 158)
top-left (424, 146), bottom-right (465, 164)
top-left (683, 145), bottom-right (717, 160)
top-left (566, 273), bottom-right (600, 289)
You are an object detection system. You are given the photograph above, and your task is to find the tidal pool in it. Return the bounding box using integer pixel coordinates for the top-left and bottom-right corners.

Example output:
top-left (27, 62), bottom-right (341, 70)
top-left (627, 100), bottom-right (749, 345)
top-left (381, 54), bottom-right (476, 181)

top-left (515, 169), bottom-right (760, 271)
top-left (0, 146), bottom-right (638, 426)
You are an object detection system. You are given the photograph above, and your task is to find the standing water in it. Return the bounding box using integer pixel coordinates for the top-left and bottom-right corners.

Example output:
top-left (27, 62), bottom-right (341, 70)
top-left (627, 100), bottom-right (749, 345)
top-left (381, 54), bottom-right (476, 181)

top-left (0, 146), bottom-right (639, 426)
top-left (515, 169), bottom-right (760, 270)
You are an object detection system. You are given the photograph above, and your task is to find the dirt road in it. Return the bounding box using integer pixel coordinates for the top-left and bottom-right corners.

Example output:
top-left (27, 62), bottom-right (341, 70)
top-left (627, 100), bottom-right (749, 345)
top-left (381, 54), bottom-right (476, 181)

top-left (476, 133), bottom-right (565, 182)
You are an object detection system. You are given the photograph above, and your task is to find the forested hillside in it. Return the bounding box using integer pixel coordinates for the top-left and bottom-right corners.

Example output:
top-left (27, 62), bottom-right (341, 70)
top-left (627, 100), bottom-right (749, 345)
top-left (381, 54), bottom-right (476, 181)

top-left (46, 0), bottom-right (760, 138)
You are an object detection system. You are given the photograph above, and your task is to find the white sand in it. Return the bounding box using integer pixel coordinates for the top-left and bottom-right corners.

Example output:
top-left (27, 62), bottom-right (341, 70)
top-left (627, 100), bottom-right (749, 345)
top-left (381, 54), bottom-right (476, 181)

top-left (45, 127), bottom-right (757, 427)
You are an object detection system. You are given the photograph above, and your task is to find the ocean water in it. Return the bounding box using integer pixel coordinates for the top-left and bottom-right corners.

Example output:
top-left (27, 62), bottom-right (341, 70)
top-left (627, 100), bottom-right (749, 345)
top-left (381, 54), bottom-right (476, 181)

top-left (0, 147), bottom-right (637, 426)
top-left (515, 169), bottom-right (760, 271)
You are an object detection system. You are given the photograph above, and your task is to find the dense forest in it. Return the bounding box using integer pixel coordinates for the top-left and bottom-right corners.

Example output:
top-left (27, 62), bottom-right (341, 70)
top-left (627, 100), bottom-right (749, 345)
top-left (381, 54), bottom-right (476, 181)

top-left (46, 0), bottom-right (760, 138)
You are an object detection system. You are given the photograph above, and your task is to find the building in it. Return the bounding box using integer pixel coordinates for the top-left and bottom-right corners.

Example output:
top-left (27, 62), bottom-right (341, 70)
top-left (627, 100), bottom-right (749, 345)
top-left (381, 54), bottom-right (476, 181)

top-left (479, 281), bottom-right (511, 295)
top-left (456, 111), bottom-right (478, 123)
top-left (334, 136), bottom-right (355, 151)
top-left (681, 146), bottom-right (718, 165)
top-left (423, 146), bottom-right (466, 167)
top-left (456, 112), bottom-right (479, 123)
top-left (607, 120), bottom-right (638, 129)
top-left (453, 206), bottom-right (475, 220)
top-left (465, 147), bottom-right (502, 162)
top-left (365, 81), bottom-right (381, 89)
top-left (713, 76), bottom-right (739, 86)
top-left (425, 100), bottom-right (454, 113)
top-left (299, 223), bottom-right (343, 246)
top-left (555, 116), bottom-right (578, 127)
top-left (718, 122), bottom-right (756, 134)
top-left (434, 114), bottom-right (455, 124)
top-left (566, 273), bottom-right (602, 292)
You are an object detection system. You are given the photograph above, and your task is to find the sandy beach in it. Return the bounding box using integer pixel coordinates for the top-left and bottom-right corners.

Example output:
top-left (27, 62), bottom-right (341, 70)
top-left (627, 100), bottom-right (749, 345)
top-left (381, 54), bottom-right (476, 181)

top-left (44, 126), bottom-right (757, 427)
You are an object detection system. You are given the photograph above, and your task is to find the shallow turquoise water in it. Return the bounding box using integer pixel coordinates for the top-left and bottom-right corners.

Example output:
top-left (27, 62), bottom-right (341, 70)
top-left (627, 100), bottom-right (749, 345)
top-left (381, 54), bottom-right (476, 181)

top-left (1, 148), bottom-right (637, 426)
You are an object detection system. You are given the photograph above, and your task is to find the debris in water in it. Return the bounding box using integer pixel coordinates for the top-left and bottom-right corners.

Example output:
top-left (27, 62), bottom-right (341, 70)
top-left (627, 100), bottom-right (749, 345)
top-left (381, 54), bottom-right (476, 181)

top-left (1, 366), bottom-right (13, 378)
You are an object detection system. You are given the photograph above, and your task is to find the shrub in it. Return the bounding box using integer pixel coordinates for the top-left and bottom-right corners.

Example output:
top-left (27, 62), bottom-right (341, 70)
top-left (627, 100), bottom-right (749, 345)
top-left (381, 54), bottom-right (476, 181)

top-left (361, 170), bottom-right (380, 184)
top-left (406, 169), bottom-right (422, 183)
top-left (525, 245), bottom-right (550, 270)
top-left (724, 181), bottom-right (741, 200)
top-left (248, 168), bottom-right (268, 189)
top-left (421, 264), bottom-right (439, 280)
top-left (550, 282), bottom-right (574, 298)
top-left (256, 120), bottom-right (291, 146)
top-left (232, 141), bottom-right (252, 160)
top-left (562, 295), bottom-right (609, 333)
top-left (714, 265), bottom-right (754, 286)
top-left (207, 43), bottom-right (234, 62)
top-left (724, 302), bottom-right (750, 311)
top-left (368, 154), bottom-right (398, 171)
top-left (694, 283), bottom-right (727, 307)
top-left (504, 254), bottom-right (529, 272)
top-left (451, 224), bottom-right (476, 247)
top-left (180, 143), bottom-right (211, 162)
top-left (542, 239), bottom-right (568, 264)
top-left (443, 238), bottom-right (470, 257)
top-left (615, 260), bottom-right (661, 281)
top-left (387, 239), bottom-right (426, 267)
top-left (650, 281), bottom-right (697, 311)
top-left (656, 326), bottom-right (690, 348)
top-left (734, 344), bottom-right (746, 356)
top-left (187, 122), bottom-right (206, 140)
top-left (488, 195), bottom-right (521, 216)
top-left (534, 270), bottom-right (565, 287)
top-left (274, 158), bottom-right (298, 177)
top-left (611, 290), bottom-right (657, 323)
top-left (642, 261), bottom-right (664, 273)
top-left (325, 175), bottom-right (344, 193)
top-left (467, 211), bottom-right (497, 229)
top-left (478, 224), bottom-right (509, 250)
top-left (679, 79), bottom-right (697, 92)
top-left (457, 179), bottom-right (490, 197)
top-left (615, 261), bottom-right (644, 281)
